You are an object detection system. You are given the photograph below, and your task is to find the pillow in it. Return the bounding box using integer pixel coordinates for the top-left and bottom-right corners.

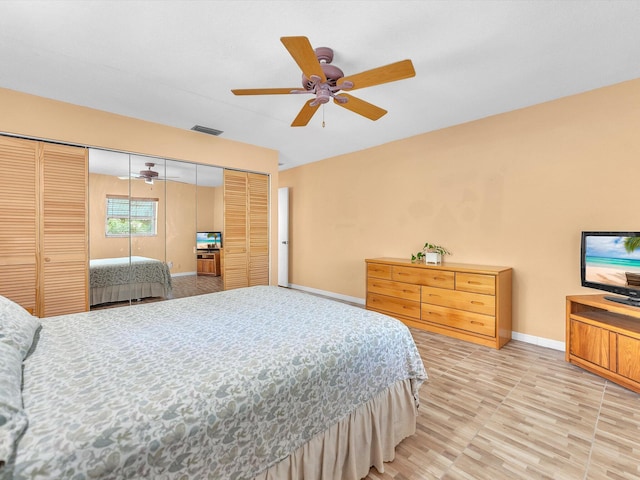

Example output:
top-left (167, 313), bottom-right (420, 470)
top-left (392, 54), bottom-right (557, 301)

top-left (0, 342), bottom-right (28, 469)
top-left (0, 295), bottom-right (41, 360)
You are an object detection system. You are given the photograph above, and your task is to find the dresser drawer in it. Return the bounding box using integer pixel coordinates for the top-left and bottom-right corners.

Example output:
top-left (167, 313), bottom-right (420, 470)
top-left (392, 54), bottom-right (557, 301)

top-left (367, 263), bottom-right (392, 280)
top-left (393, 266), bottom-right (454, 289)
top-left (456, 272), bottom-right (496, 295)
top-left (422, 286), bottom-right (495, 316)
top-left (421, 303), bottom-right (496, 337)
top-left (367, 292), bottom-right (420, 319)
top-left (367, 278), bottom-right (421, 302)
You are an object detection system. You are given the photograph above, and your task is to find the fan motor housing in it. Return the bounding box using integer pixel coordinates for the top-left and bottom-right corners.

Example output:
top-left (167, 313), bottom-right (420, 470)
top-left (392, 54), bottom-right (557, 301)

top-left (302, 64), bottom-right (344, 90)
top-left (141, 162), bottom-right (159, 178)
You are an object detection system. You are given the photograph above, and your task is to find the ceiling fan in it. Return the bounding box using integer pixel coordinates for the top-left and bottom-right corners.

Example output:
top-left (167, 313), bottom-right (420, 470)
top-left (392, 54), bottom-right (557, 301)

top-left (231, 36), bottom-right (416, 127)
top-left (122, 162), bottom-right (177, 184)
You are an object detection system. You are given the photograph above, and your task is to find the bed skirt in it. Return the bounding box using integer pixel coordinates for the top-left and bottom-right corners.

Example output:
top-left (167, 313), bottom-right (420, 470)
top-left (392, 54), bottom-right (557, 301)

top-left (255, 378), bottom-right (418, 480)
top-left (90, 282), bottom-right (170, 306)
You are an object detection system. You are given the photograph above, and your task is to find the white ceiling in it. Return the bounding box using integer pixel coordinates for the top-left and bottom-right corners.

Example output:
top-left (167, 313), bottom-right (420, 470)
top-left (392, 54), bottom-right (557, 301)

top-left (1, 1), bottom-right (639, 171)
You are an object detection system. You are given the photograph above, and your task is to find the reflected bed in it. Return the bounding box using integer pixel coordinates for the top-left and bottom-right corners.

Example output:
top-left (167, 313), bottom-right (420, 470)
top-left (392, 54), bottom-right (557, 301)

top-left (2, 286), bottom-right (427, 480)
top-left (89, 256), bottom-right (172, 306)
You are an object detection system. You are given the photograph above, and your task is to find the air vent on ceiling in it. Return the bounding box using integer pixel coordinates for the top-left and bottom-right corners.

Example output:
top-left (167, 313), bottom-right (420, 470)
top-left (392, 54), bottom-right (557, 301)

top-left (191, 125), bottom-right (223, 136)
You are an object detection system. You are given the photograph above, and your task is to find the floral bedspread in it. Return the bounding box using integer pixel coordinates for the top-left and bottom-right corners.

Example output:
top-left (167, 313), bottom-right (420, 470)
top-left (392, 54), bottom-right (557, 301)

top-left (9, 286), bottom-right (427, 480)
top-left (89, 256), bottom-right (172, 289)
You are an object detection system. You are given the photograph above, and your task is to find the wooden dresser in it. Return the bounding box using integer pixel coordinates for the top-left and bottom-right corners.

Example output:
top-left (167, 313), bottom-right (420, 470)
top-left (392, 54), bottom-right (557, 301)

top-left (566, 294), bottom-right (640, 393)
top-left (365, 258), bottom-right (512, 349)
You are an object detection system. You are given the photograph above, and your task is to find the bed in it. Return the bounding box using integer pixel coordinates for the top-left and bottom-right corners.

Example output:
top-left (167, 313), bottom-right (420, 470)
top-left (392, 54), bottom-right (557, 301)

top-left (1, 286), bottom-right (427, 480)
top-left (89, 256), bottom-right (173, 306)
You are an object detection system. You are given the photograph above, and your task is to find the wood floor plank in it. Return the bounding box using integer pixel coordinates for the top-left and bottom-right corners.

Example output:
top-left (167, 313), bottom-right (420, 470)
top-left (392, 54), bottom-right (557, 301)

top-left (364, 328), bottom-right (640, 480)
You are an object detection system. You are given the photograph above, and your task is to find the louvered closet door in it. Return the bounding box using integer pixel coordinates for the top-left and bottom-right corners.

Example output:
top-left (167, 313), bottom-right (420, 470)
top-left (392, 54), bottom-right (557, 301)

top-left (223, 170), bottom-right (249, 290)
top-left (248, 173), bottom-right (269, 286)
top-left (38, 143), bottom-right (88, 317)
top-left (0, 136), bottom-right (38, 312)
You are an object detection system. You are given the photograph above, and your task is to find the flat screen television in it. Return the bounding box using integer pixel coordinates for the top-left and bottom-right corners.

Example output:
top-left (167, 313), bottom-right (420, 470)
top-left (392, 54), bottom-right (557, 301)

top-left (581, 231), bottom-right (640, 307)
top-left (196, 231), bottom-right (222, 250)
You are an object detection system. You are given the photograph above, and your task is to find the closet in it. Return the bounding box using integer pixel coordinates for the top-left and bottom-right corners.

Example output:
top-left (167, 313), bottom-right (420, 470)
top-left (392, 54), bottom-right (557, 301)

top-left (223, 170), bottom-right (269, 289)
top-left (0, 136), bottom-right (88, 316)
top-left (1, 136), bottom-right (269, 316)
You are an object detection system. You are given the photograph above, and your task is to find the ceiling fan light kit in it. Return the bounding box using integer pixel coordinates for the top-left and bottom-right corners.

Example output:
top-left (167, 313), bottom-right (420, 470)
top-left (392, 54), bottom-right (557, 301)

top-left (231, 36), bottom-right (415, 127)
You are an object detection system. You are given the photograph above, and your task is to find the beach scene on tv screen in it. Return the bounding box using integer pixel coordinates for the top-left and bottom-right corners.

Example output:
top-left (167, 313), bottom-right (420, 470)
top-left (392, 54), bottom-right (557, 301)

top-left (197, 233), bottom-right (221, 249)
top-left (585, 236), bottom-right (640, 288)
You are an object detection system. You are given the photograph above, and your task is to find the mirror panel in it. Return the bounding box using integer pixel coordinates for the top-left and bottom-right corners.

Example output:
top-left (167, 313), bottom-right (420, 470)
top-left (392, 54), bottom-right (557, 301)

top-left (165, 159), bottom-right (197, 280)
top-left (88, 149), bottom-right (133, 307)
top-left (196, 164), bottom-right (225, 292)
top-left (129, 154), bottom-right (166, 264)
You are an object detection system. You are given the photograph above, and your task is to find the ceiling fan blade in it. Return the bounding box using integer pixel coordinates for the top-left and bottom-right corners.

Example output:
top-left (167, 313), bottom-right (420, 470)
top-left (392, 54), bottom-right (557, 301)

top-left (281, 36), bottom-right (326, 83)
top-left (232, 88), bottom-right (306, 95)
top-left (333, 93), bottom-right (387, 121)
top-left (291, 99), bottom-right (321, 127)
top-left (338, 59), bottom-right (415, 91)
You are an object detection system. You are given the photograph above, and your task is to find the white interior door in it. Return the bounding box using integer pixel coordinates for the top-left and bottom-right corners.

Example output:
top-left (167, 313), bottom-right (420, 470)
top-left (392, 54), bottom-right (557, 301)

top-left (278, 187), bottom-right (289, 287)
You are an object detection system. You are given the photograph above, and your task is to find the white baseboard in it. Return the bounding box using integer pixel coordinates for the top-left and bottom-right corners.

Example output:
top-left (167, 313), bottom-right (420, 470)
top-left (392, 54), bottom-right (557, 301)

top-left (288, 284), bottom-right (366, 306)
top-left (511, 331), bottom-right (565, 351)
top-left (171, 271), bottom-right (197, 277)
top-left (289, 284), bottom-right (565, 352)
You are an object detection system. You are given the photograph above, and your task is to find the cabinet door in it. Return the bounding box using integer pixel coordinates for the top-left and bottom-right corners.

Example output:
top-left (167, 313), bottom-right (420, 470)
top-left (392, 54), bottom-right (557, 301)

top-left (223, 170), bottom-right (248, 289)
top-left (248, 173), bottom-right (268, 286)
top-left (0, 136), bottom-right (38, 312)
top-left (39, 143), bottom-right (88, 317)
top-left (223, 170), bottom-right (269, 290)
top-left (569, 319), bottom-right (609, 369)
top-left (617, 334), bottom-right (640, 382)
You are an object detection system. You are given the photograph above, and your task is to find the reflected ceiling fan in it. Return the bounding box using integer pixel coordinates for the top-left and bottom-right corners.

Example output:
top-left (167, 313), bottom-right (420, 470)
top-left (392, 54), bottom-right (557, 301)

top-left (231, 36), bottom-right (416, 127)
top-left (122, 163), bottom-right (178, 184)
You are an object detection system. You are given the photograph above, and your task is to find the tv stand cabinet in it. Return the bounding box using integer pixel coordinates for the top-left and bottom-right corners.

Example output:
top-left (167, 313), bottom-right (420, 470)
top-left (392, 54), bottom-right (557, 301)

top-left (197, 250), bottom-right (221, 276)
top-left (566, 294), bottom-right (640, 394)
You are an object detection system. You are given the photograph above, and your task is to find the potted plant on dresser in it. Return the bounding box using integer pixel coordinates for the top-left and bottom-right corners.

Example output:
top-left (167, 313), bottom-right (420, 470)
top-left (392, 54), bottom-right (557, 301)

top-left (411, 242), bottom-right (451, 264)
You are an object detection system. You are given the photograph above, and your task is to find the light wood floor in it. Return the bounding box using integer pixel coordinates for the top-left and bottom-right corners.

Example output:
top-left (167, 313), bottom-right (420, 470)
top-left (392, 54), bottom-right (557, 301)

top-left (365, 328), bottom-right (640, 480)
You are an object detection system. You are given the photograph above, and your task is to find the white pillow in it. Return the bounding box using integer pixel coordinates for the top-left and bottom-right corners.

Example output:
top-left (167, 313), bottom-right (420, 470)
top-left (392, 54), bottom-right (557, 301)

top-left (0, 295), bottom-right (40, 360)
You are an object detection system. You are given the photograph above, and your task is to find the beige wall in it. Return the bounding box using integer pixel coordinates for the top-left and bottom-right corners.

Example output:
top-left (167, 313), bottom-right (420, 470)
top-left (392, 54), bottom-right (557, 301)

top-left (280, 79), bottom-right (640, 343)
top-left (197, 186), bottom-right (221, 232)
top-left (0, 87), bottom-right (279, 284)
top-left (165, 180), bottom-right (197, 273)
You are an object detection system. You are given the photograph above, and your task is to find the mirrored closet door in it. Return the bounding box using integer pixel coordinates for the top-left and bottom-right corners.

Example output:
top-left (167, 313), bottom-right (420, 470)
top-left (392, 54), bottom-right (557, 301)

top-left (88, 148), bottom-right (225, 310)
